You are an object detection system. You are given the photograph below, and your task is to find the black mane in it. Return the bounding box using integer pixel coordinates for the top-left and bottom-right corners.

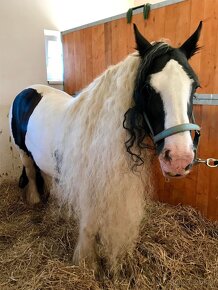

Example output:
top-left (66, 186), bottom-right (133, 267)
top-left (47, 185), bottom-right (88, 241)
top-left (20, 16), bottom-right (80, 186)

top-left (123, 42), bottom-right (172, 167)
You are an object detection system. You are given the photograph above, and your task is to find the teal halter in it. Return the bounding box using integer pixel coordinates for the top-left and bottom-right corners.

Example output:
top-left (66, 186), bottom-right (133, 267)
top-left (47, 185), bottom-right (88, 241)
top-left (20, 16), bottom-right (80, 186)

top-left (153, 123), bottom-right (200, 143)
top-left (143, 112), bottom-right (201, 151)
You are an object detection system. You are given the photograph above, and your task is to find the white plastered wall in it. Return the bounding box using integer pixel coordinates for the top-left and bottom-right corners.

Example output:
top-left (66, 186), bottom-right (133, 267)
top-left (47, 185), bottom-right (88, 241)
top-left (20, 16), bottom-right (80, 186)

top-left (134, 0), bottom-right (166, 5)
top-left (43, 0), bottom-right (134, 31)
top-left (0, 0), bottom-right (59, 183)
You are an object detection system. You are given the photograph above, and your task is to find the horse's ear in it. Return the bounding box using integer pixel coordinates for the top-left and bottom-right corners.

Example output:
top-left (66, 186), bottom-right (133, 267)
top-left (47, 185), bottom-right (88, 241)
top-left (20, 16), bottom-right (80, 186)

top-left (180, 21), bottom-right (202, 59)
top-left (133, 24), bottom-right (152, 57)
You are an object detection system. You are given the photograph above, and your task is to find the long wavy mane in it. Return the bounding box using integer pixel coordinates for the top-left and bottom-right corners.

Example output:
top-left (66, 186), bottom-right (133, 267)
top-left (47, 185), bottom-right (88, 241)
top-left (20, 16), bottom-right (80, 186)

top-left (53, 52), bottom-right (154, 262)
top-left (55, 52), bottom-right (146, 204)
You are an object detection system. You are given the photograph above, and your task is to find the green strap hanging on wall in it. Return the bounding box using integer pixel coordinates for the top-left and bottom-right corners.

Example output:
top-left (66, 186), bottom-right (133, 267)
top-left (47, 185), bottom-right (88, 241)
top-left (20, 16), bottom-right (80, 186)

top-left (143, 3), bottom-right (151, 19)
top-left (127, 8), bottom-right (133, 24)
top-left (126, 3), bottom-right (151, 24)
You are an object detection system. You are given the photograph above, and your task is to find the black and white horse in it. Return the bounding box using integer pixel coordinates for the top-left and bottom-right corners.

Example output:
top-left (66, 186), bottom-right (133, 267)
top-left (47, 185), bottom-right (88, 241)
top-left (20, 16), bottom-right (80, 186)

top-left (10, 23), bottom-right (202, 268)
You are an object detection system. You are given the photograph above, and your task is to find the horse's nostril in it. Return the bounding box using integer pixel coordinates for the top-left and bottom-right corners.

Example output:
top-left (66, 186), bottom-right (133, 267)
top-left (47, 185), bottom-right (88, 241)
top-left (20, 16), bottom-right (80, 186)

top-left (164, 149), bottom-right (172, 162)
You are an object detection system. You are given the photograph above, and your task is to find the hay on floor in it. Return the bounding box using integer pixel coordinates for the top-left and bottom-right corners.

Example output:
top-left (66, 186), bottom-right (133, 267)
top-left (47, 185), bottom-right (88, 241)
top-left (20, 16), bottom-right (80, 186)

top-left (0, 182), bottom-right (217, 290)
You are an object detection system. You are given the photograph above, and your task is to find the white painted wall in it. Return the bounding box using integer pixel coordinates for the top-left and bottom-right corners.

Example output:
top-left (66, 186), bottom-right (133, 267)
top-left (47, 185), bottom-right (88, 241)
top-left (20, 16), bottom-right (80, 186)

top-left (0, 0), bottom-right (58, 183)
top-left (43, 0), bottom-right (134, 31)
top-left (134, 0), bottom-right (166, 6)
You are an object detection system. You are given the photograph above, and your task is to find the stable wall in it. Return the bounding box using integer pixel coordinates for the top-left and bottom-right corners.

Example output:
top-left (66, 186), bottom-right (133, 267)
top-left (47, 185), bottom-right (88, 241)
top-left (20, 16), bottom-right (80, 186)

top-left (0, 0), bottom-right (59, 183)
top-left (62, 0), bottom-right (218, 220)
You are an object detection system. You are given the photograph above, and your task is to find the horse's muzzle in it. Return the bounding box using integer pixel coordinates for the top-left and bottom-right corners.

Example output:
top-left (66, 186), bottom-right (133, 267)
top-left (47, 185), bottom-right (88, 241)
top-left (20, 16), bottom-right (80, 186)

top-left (159, 148), bottom-right (194, 178)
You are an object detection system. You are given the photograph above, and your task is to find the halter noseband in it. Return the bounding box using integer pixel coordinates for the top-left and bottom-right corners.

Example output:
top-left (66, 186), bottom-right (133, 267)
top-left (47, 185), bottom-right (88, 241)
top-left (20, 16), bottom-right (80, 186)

top-left (143, 112), bottom-right (201, 155)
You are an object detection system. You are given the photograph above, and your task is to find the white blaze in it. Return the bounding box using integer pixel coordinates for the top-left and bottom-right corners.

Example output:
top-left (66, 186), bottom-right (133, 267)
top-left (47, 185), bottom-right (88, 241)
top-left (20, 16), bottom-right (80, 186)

top-left (150, 59), bottom-right (193, 129)
top-left (150, 59), bottom-right (195, 175)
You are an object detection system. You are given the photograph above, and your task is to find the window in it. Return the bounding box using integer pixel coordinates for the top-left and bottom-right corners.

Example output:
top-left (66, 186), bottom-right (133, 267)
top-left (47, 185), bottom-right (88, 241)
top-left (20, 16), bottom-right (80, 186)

top-left (44, 30), bottom-right (63, 84)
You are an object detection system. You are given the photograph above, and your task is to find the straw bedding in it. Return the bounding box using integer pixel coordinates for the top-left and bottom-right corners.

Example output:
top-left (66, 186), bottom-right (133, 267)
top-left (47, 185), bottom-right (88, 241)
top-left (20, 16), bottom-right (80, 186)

top-left (0, 182), bottom-right (217, 290)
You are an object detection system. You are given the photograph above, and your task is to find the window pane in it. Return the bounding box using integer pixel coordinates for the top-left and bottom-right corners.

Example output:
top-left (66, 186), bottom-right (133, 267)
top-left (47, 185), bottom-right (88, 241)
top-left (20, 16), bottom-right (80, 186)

top-left (44, 30), bottom-right (63, 82)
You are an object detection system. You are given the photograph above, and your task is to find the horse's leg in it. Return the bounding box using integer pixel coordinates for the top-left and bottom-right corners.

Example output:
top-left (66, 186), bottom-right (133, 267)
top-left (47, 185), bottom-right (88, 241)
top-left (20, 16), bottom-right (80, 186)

top-left (40, 171), bottom-right (51, 203)
top-left (19, 150), bottom-right (41, 205)
top-left (73, 214), bottom-right (98, 269)
top-left (19, 166), bottom-right (29, 188)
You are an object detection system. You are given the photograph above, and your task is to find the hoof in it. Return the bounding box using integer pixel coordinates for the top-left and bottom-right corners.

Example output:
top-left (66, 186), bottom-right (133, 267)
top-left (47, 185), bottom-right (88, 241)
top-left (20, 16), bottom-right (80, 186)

top-left (24, 187), bottom-right (41, 206)
top-left (73, 244), bottom-right (80, 265)
top-left (73, 244), bottom-right (98, 272)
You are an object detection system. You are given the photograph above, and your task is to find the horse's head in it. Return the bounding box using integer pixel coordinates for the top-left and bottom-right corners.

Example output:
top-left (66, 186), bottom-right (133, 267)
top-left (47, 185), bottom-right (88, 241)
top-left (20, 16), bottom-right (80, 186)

top-left (124, 22), bottom-right (202, 178)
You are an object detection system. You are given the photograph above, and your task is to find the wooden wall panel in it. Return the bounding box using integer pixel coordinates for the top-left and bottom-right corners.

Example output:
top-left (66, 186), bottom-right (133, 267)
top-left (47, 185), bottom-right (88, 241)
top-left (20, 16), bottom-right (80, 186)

top-left (91, 24), bottom-right (105, 80)
top-left (200, 1), bottom-right (217, 93)
top-left (62, 33), bottom-right (75, 94)
top-left (104, 22), bottom-right (112, 67)
top-left (111, 18), bottom-right (129, 65)
top-left (83, 27), bottom-right (93, 86)
top-left (164, 4), bottom-right (177, 44)
top-left (62, 0), bottom-right (218, 220)
top-left (188, 0), bottom-right (205, 75)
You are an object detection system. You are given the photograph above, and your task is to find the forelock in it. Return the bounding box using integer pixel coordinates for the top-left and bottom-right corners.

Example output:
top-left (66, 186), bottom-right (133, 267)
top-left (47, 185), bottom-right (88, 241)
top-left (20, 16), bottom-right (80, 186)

top-left (136, 42), bottom-right (172, 86)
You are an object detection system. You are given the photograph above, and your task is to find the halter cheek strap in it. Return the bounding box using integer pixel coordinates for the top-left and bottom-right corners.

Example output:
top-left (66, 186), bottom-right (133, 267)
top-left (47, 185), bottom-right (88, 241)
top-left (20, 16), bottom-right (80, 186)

top-left (143, 112), bottom-right (201, 154)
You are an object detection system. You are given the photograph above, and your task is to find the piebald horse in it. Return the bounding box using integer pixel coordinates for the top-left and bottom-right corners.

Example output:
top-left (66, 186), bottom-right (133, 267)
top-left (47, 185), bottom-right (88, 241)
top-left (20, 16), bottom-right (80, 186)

top-left (10, 23), bottom-right (202, 269)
